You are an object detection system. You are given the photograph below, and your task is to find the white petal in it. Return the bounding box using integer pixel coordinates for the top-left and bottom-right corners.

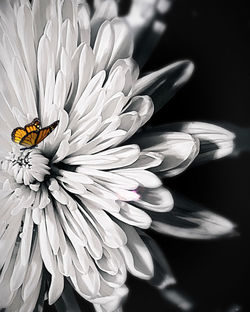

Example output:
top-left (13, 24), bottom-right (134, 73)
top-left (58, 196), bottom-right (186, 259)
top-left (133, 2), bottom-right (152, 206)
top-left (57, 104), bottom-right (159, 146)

top-left (126, 0), bottom-right (170, 67)
top-left (77, 167), bottom-right (138, 190)
top-left (133, 131), bottom-right (199, 177)
top-left (16, 4), bottom-right (37, 93)
top-left (10, 243), bottom-right (29, 291)
top-left (107, 18), bottom-right (134, 69)
top-left (53, 68), bottom-right (68, 111)
top-left (151, 194), bottom-right (236, 239)
top-left (52, 130), bottom-right (71, 163)
top-left (93, 285), bottom-right (128, 312)
top-left (38, 211), bottom-right (64, 304)
top-left (96, 247), bottom-right (119, 276)
top-left (124, 95), bottom-right (154, 128)
top-left (48, 273), bottom-right (64, 305)
top-left (119, 223), bottom-right (153, 280)
top-left (162, 121), bottom-right (236, 164)
top-left (62, 0), bottom-right (78, 29)
top-left (134, 61), bottom-right (194, 112)
top-left (19, 209), bottom-right (33, 265)
top-left (140, 232), bottom-right (176, 289)
top-left (0, 250), bottom-right (18, 308)
top-left (113, 169), bottom-right (162, 188)
top-left (56, 204), bottom-right (87, 247)
top-left (93, 21), bottom-right (114, 74)
top-left (61, 19), bottom-right (77, 58)
top-left (45, 203), bottom-right (60, 255)
top-left (22, 235), bottom-right (43, 301)
top-left (32, 0), bottom-right (57, 47)
top-left (73, 44), bottom-right (94, 106)
top-left (0, 213), bottom-right (23, 269)
top-left (80, 192), bottom-right (120, 213)
top-left (79, 205), bottom-right (127, 248)
top-left (91, 0), bottom-right (118, 44)
top-left (66, 145), bottom-right (140, 169)
top-left (38, 211), bottom-right (59, 275)
top-left (71, 70), bottom-right (105, 118)
top-left (70, 209), bottom-right (103, 260)
top-left (126, 152), bottom-right (163, 169)
top-left (135, 186), bottom-right (174, 212)
top-left (111, 201), bottom-right (152, 229)
top-left (77, 4), bottom-right (91, 45)
top-left (111, 111), bottom-right (140, 146)
top-left (59, 169), bottom-right (94, 185)
top-left (71, 263), bottom-right (100, 298)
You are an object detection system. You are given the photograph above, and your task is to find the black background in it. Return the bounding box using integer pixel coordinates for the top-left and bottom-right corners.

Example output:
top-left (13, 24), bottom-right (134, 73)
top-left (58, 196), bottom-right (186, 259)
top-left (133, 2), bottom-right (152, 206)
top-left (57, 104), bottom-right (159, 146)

top-left (45, 0), bottom-right (250, 311)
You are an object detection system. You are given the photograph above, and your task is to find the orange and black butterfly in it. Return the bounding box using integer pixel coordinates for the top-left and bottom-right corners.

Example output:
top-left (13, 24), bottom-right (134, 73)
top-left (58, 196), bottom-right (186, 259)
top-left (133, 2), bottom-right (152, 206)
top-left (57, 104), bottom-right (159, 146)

top-left (11, 118), bottom-right (59, 149)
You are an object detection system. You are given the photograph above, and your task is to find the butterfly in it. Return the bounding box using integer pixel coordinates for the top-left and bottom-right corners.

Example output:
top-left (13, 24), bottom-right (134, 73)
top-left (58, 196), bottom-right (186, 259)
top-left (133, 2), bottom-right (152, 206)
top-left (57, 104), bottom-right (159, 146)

top-left (11, 118), bottom-right (59, 149)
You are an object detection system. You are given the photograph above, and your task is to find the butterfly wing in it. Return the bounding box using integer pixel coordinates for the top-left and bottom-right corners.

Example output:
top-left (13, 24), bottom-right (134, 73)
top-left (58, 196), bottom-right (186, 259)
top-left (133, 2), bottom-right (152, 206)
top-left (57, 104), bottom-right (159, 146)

top-left (11, 119), bottom-right (59, 147)
top-left (25, 118), bottom-right (41, 133)
top-left (35, 120), bottom-right (59, 145)
top-left (11, 128), bottom-right (27, 144)
top-left (19, 131), bottom-right (38, 147)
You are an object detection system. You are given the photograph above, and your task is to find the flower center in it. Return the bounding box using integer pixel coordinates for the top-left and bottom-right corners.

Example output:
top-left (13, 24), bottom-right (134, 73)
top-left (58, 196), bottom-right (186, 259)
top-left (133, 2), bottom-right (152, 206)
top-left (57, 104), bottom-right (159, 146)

top-left (1, 148), bottom-right (50, 187)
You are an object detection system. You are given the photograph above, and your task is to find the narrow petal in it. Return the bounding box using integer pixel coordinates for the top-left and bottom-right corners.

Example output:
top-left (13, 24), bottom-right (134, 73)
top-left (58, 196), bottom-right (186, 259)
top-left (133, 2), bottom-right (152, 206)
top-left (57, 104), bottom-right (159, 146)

top-left (94, 285), bottom-right (128, 312)
top-left (22, 235), bottom-right (43, 301)
top-left (126, 152), bottom-right (163, 170)
top-left (66, 145), bottom-right (140, 169)
top-left (114, 169), bottom-right (162, 188)
top-left (159, 121), bottom-right (236, 164)
top-left (107, 18), bottom-right (134, 69)
top-left (150, 193), bottom-right (236, 239)
top-left (91, 0), bottom-right (118, 44)
top-left (111, 201), bottom-right (152, 229)
top-left (119, 223), bottom-right (154, 280)
top-left (80, 204), bottom-right (127, 248)
top-left (133, 61), bottom-right (194, 112)
top-left (133, 131), bottom-right (199, 177)
top-left (124, 95), bottom-right (154, 128)
top-left (135, 186), bottom-right (174, 212)
top-left (127, 0), bottom-right (171, 67)
top-left (139, 231), bottom-right (176, 289)
top-left (93, 21), bottom-right (114, 74)
top-left (38, 211), bottom-right (64, 304)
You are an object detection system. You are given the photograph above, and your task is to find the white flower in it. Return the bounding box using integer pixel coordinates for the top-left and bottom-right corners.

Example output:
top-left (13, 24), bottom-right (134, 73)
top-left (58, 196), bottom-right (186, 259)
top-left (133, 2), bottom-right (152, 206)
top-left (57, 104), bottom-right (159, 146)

top-left (0, 1), bottom-right (236, 311)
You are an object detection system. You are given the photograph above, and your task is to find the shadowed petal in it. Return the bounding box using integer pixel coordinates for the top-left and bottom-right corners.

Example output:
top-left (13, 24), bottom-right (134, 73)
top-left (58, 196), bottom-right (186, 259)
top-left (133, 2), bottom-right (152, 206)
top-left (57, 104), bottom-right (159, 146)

top-left (93, 285), bottom-right (128, 312)
top-left (126, 0), bottom-right (172, 67)
top-left (134, 186), bottom-right (174, 212)
top-left (132, 131), bottom-right (199, 177)
top-left (139, 231), bottom-right (176, 289)
top-left (150, 193), bottom-right (236, 239)
top-left (133, 61), bottom-right (194, 112)
top-left (119, 223), bottom-right (154, 280)
top-left (154, 122), bottom-right (236, 164)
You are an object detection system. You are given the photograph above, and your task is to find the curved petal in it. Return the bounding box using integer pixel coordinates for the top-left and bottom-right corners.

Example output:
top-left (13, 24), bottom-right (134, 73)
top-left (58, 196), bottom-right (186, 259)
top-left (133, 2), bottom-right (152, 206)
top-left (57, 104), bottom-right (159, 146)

top-left (119, 223), bottom-right (154, 280)
top-left (93, 285), bottom-right (128, 312)
top-left (133, 60), bottom-right (194, 112)
top-left (156, 121), bottom-right (236, 164)
top-left (150, 193), bottom-right (236, 239)
top-left (91, 0), bottom-right (118, 45)
top-left (111, 201), bottom-right (152, 229)
top-left (134, 186), bottom-right (174, 212)
top-left (139, 231), bottom-right (176, 289)
top-left (93, 21), bottom-right (115, 74)
top-left (133, 131), bottom-right (199, 177)
top-left (126, 0), bottom-right (172, 67)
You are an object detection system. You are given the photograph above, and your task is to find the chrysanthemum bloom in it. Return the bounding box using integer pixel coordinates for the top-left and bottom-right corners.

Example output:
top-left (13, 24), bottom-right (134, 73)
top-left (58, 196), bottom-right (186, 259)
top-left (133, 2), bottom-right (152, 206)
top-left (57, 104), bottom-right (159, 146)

top-left (0, 0), bottom-right (236, 311)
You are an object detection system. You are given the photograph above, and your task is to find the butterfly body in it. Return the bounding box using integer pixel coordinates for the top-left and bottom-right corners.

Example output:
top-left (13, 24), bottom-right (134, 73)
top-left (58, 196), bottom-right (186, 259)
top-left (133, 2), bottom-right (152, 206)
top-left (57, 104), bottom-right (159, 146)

top-left (11, 118), bottom-right (59, 148)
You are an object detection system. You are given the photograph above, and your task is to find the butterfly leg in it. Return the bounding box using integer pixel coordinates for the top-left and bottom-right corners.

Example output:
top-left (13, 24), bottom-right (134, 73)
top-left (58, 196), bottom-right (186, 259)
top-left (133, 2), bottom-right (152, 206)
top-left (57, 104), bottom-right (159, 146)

top-left (20, 146), bottom-right (37, 151)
